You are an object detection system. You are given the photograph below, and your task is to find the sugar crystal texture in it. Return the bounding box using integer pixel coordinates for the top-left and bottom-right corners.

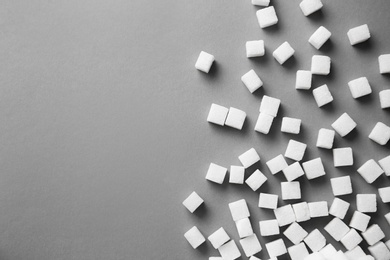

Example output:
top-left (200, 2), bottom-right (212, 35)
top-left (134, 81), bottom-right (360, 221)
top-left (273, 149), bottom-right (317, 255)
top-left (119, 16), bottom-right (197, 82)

top-left (293, 202), bottom-right (311, 222)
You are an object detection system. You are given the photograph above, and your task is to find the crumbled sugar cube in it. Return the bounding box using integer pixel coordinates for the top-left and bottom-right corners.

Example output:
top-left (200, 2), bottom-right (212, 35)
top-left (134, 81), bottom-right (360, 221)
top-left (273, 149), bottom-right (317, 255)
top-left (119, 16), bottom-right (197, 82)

top-left (246, 169), bottom-right (267, 191)
top-left (296, 70), bottom-right (312, 90)
top-left (386, 213), bottom-right (390, 226)
top-left (207, 104), bottom-right (229, 126)
top-left (379, 187), bottom-right (390, 203)
top-left (313, 84), bottom-right (333, 107)
top-left (206, 163), bottom-right (228, 184)
top-left (308, 201), bottom-right (328, 218)
top-left (229, 199), bottom-right (250, 221)
top-left (273, 42), bottom-right (295, 65)
top-left (208, 227), bottom-right (230, 249)
top-left (259, 193), bottom-right (278, 209)
top-left (379, 155), bottom-right (390, 176)
top-left (265, 238), bottom-right (287, 258)
top-left (345, 246), bottom-right (366, 260)
top-left (324, 218), bottom-right (350, 242)
top-left (304, 229), bottom-right (326, 252)
top-left (320, 244), bottom-right (337, 259)
top-left (284, 222), bottom-right (308, 245)
top-left (333, 147), bottom-right (353, 167)
top-left (349, 211), bottom-right (371, 232)
top-left (274, 204), bottom-right (296, 227)
top-left (184, 226), bottom-right (206, 249)
top-left (340, 229), bottom-right (363, 250)
top-left (260, 95), bottom-right (281, 117)
top-left (368, 242), bottom-right (390, 260)
top-left (283, 162), bottom-right (305, 182)
top-left (330, 176), bottom-right (352, 196)
top-left (348, 77), bottom-right (372, 99)
top-left (183, 191), bottom-right (204, 213)
top-left (288, 242), bottom-right (309, 260)
top-left (309, 26), bottom-right (331, 50)
top-left (281, 117), bottom-right (301, 134)
top-left (229, 165), bottom-right (245, 184)
top-left (316, 128), bottom-right (335, 149)
top-left (240, 234), bottom-right (262, 257)
top-left (235, 218), bottom-right (254, 238)
top-left (259, 219), bottom-right (280, 236)
top-left (329, 197), bottom-right (350, 219)
top-left (333, 251), bottom-right (349, 260)
top-left (347, 24), bottom-right (370, 45)
top-left (357, 159), bottom-right (384, 184)
top-left (285, 139), bottom-right (307, 161)
top-left (311, 55), bottom-right (331, 75)
top-left (302, 158), bottom-right (326, 180)
top-left (256, 6), bottom-right (278, 29)
top-left (379, 54), bottom-right (390, 74)
top-left (305, 252), bottom-right (326, 260)
top-left (252, 0), bottom-right (270, 6)
top-left (369, 122), bottom-right (390, 145)
top-left (241, 69), bottom-right (263, 93)
top-left (356, 194), bottom-right (377, 213)
top-left (255, 113), bottom-right (274, 134)
top-left (195, 51), bottom-right (215, 73)
top-left (379, 90), bottom-right (390, 109)
top-left (331, 113), bottom-right (357, 137)
top-left (218, 240), bottom-right (241, 260)
top-left (281, 181), bottom-right (301, 200)
top-left (266, 154), bottom-right (288, 175)
top-left (225, 107), bottom-right (247, 130)
top-left (239, 148), bottom-right (260, 168)
top-left (246, 40), bottom-right (265, 58)
top-left (293, 202), bottom-right (311, 222)
top-left (363, 225), bottom-right (386, 246)
top-left (299, 0), bottom-right (323, 16)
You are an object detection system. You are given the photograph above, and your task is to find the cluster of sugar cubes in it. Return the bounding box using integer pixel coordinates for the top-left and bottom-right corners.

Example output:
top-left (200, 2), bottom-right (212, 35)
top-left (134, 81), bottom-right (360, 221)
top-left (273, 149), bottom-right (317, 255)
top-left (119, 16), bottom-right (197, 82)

top-left (207, 103), bottom-right (247, 130)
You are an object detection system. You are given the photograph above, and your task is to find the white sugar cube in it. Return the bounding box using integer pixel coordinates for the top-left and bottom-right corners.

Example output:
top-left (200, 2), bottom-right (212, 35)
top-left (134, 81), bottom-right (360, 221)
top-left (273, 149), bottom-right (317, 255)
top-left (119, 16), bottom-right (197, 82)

top-left (379, 187), bottom-right (390, 203)
top-left (379, 90), bottom-right (390, 109)
top-left (341, 229), bottom-right (363, 250)
top-left (324, 218), bottom-right (350, 242)
top-left (284, 222), bottom-right (308, 245)
top-left (293, 202), bottom-right (311, 222)
top-left (320, 244), bottom-right (337, 259)
top-left (266, 238), bottom-right (287, 258)
top-left (240, 234), bottom-right (262, 257)
top-left (300, 0), bottom-right (323, 16)
top-left (288, 243), bottom-right (309, 260)
top-left (308, 201), bottom-right (328, 218)
top-left (283, 162), bottom-right (305, 182)
top-left (348, 77), bottom-right (372, 99)
top-left (369, 122), bottom-right (390, 145)
top-left (313, 84), bottom-right (334, 107)
top-left (274, 204), bottom-right (296, 227)
top-left (208, 227), bottom-right (230, 249)
top-left (316, 128), bottom-right (335, 149)
top-left (259, 219), bottom-right (280, 236)
top-left (225, 107), bottom-right (247, 130)
top-left (273, 42), bottom-right (295, 65)
top-left (207, 104), bottom-right (228, 126)
top-left (368, 242), bottom-right (390, 260)
top-left (379, 155), bottom-right (390, 176)
top-left (302, 158), bottom-right (326, 180)
top-left (229, 199), bottom-right (250, 221)
top-left (229, 165), bottom-right (245, 184)
top-left (236, 218), bottom-right (254, 238)
top-left (239, 148), bottom-right (260, 168)
top-left (329, 197), bottom-right (350, 219)
top-left (281, 181), bottom-right (301, 200)
top-left (281, 117), bottom-right (301, 134)
top-left (345, 246), bottom-right (366, 260)
top-left (333, 251), bottom-right (349, 260)
top-left (246, 40), bottom-right (265, 58)
top-left (285, 139), bottom-right (307, 161)
top-left (350, 211), bottom-right (371, 232)
top-left (296, 70), bottom-right (312, 90)
top-left (379, 54), bottom-right (390, 74)
top-left (332, 113), bottom-right (357, 137)
top-left (259, 193), bottom-right (278, 209)
top-left (260, 95), bottom-right (281, 117)
top-left (305, 252), bottom-right (326, 260)
top-left (218, 240), bottom-right (241, 260)
top-left (362, 224), bottom-right (385, 246)
top-left (246, 169), bottom-right (267, 191)
top-left (347, 24), bottom-right (370, 45)
top-left (311, 55), bottom-right (331, 75)
top-left (333, 147), bottom-right (353, 167)
top-left (266, 154), bottom-right (288, 175)
top-left (252, 0), bottom-right (270, 6)
top-left (206, 163), bottom-right (227, 184)
top-left (256, 6), bottom-right (278, 29)
top-left (330, 176), bottom-right (352, 196)
top-left (183, 191), bottom-right (204, 213)
top-left (309, 26), bottom-right (331, 50)
top-left (357, 159), bottom-right (383, 184)
top-left (241, 69), bottom-right (263, 93)
top-left (357, 194), bottom-right (377, 213)
top-left (184, 226), bottom-right (206, 249)
top-left (195, 51), bottom-right (215, 73)
top-left (255, 113), bottom-right (274, 134)
top-left (304, 229), bottom-right (326, 252)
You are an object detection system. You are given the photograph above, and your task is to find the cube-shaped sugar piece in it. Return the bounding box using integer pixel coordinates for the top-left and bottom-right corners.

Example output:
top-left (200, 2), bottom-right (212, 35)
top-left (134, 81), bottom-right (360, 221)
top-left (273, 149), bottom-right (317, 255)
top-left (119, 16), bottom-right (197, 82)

top-left (304, 229), bottom-right (326, 252)
top-left (379, 54), bottom-right (390, 74)
top-left (274, 204), bottom-right (296, 227)
top-left (239, 148), bottom-right (260, 168)
top-left (333, 251), bottom-right (349, 260)
top-left (285, 139), bottom-right (307, 161)
top-left (246, 40), bottom-right (265, 58)
top-left (333, 147), bottom-right (353, 167)
top-left (348, 77), bottom-right (372, 99)
top-left (229, 165), bottom-right (245, 184)
top-left (284, 222), bottom-right (308, 245)
top-left (281, 181), bottom-right (301, 200)
top-left (320, 244), bottom-right (337, 259)
top-left (313, 84), bottom-right (334, 107)
top-left (195, 51), bottom-right (215, 73)
top-left (293, 202), bottom-right (310, 222)
top-left (283, 162), bottom-right (305, 182)
top-left (302, 158), bottom-right (326, 180)
top-left (235, 218), bottom-right (254, 238)
top-left (255, 113), bottom-right (274, 134)
top-left (260, 95), bottom-right (281, 117)
top-left (345, 246), bottom-right (366, 260)
top-left (241, 69), bottom-right (263, 93)
top-left (208, 227), bottom-right (230, 249)
top-left (309, 26), bottom-right (331, 50)
top-left (379, 187), bottom-right (390, 203)
top-left (267, 154), bottom-right (288, 175)
top-left (184, 226), bottom-right (206, 249)
top-left (206, 163), bottom-right (228, 184)
top-left (281, 117), bottom-right (301, 134)
top-left (379, 155), bottom-right (390, 176)
top-left (341, 229), bottom-right (363, 250)
top-left (332, 113), bottom-right (357, 137)
top-left (259, 193), bottom-right (278, 209)
top-left (246, 169), bottom-right (267, 191)
top-left (369, 122), bottom-right (390, 145)
top-left (256, 6), bottom-right (278, 29)
top-left (311, 55), bottom-right (331, 75)
top-left (331, 176), bottom-right (352, 196)
top-left (300, 0), bottom-right (323, 16)
top-left (362, 225), bottom-right (385, 246)
top-left (357, 194), bottom-right (377, 213)
top-left (296, 70), bottom-right (312, 90)
top-left (324, 218), bottom-right (350, 242)
top-left (316, 128), bottom-right (335, 149)
top-left (183, 191), bottom-right (204, 213)
top-left (349, 211), bottom-right (371, 232)
top-left (329, 197), bottom-right (350, 219)
top-left (379, 90), bottom-right (390, 109)
top-left (288, 243), bottom-right (309, 260)
top-left (229, 199), bottom-right (250, 221)
top-left (252, 0), bottom-right (270, 6)
top-left (207, 103), bottom-right (229, 126)
top-left (266, 238), bottom-right (287, 258)
top-left (357, 159), bottom-right (384, 183)
top-left (259, 219), bottom-right (280, 236)
top-left (347, 24), bottom-right (370, 45)
top-left (240, 234), bottom-right (262, 257)
top-left (308, 201), bottom-right (328, 218)
top-left (273, 42), bottom-right (295, 65)
top-left (218, 240), bottom-right (241, 260)
top-left (225, 107), bottom-right (247, 130)
top-left (368, 242), bottom-right (390, 260)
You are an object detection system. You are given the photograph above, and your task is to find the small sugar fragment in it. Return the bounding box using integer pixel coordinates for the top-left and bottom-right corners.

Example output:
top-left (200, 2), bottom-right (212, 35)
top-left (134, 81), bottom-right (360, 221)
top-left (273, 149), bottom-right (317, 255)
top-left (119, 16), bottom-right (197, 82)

top-left (379, 187), bottom-right (390, 203)
top-left (229, 199), bottom-right (250, 221)
top-left (333, 147), bottom-right (353, 167)
top-left (348, 77), bottom-right (372, 99)
top-left (239, 148), bottom-right (260, 168)
top-left (281, 117), bottom-right (301, 134)
top-left (369, 122), bottom-right (390, 145)
top-left (260, 95), bottom-right (281, 117)
top-left (239, 234), bottom-right (262, 257)
top-left (379, 54), bottom-right (390, 74)
top-left (357, 159), bottom-right (383, 183)
top-left (379, 89), bottom-right (390, 109)
top-left (311, 55), bottom-right (331, 75)
top-left (259, 193), bottom-right (278, 209)
top-left (256, 6), bottom-right (278, 29)
top-left (283, 162), bottom-right (305, 182)
top-left (308, 201), bottom-right (328, 218)
top-left (300, 0), bottom-right (323, 16)
top-left (183, 191), bottom-right (204, 213)
top-left (259, 219), bottom-right (280, 236)
top-left (241, 69), bottom-right (263, 93)
top-left (316, 128), bottom-right (335, 149)
top-left (324, 217), bottom-right (350, 242)
top-left (296, 70), bottom-right (312, 90)
top-left (195, 51), bottom-right (215, 73)
top-left (379, 155), bottom-right (390, 176)
top-left (347, 24), bottom-right (370, 45)
top-left (273, 41), bottom-right (295, 65)
top-left (313, 84), bottom-right (333, 107)
top-left (207, 104), bottom-right (228, 126)
top-left (206, 163), bottom-right (227, 184)
top-left (229, 165), bottom-right (245, 184)
top-left (252, 0), bottom-right (270, 6)
top-left (218, 240), bottom-right (241, 260)
top-left (184, 226), bottom-right (206, 249)
top-left (281, 181), bottom-right (301, 200)
top-left (284, 222), bottom-right (308, 245)
top-left (285, 139), bottom-right (307, 161)
top-left (274, 204), bottom-right (296, 227)
top-left (208, 227), bottom-right (230, 249)
top-left (302, 157), bottom-right (326, 180)
top-left (356, 194), bottom-right (377, 213)
top-left (304, 229), bottom-right (326, 252)
top-left (235, 217), bottom-right (254, 238)
top-left (266, 154), bottom-right (288, 175)
top-left (255, 113), bottom-right (274, 134)
top-left (332, 113), bottom-right (357, 137)
top-left (349, 211), bottom-right (371, 232)
top-left (288, 242), bottom-right (310, 260)
top-left (246, 169), bottom-right (267, 191)
top-left (362, 224), bottom-right (385, 246)
top-left (246, 40), bottom-right (265, 58)
top-left (293, 202), bottom-right (311, 222)
top-left (265, 238), bottom-right (287, 258)
top-left (340, 229), bottom-right (363, 250)
top-left (225, 107), bottom-right (246, 130)
top-left (309, 26), bottom-right (331, 50)
top-left (368, 242), bottom-right (390, 260)
top-left (330, 176), bottom-right (352, 196)
top-left (329, 197), bottom-right (350, 219)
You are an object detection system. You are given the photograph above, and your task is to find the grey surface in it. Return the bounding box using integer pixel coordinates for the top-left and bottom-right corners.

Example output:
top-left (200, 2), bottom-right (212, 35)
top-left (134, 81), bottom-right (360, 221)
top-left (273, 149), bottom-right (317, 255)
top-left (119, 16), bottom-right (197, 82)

top-left (1, 0), bottom-right (390, 259)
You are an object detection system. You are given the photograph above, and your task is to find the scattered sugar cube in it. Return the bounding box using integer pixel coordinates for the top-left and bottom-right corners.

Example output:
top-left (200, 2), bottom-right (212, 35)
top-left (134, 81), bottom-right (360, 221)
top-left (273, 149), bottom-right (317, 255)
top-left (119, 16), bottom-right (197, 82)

top-left (266, 154), bottom-right (288, 175)
top-left (302, 158), bottom-right (326, 180)
top-left (368, 242), bottom-right (390, 260)
top-left (347, 24), bottom-right (370, 45)
top-left (308, 201), bottom-right (328, 218)
top-left (285, 139), bottom-right (307, 161)
top-left (362, 225), bottom-right (385, 246)
top-left (296, 70), bottom-right (312, 90)
top-left (229, 165), bottom-right (245, 184)
top-left (255, 113), bottom-right (274, 134)
top-left (329, 197), bottom-right (350, 219)
top-left (283, 162), bottom-right (305, 182)
top-left (207, 104), bottom-right (228, 126)
top-left (379, 155), bottom-right (390, 176)
top-left (320, 244), bottom-right (337, 259)
top-left (332, 113), bottom-right (357, 137)
top-left (252, 0), bottom-right (270, 6)
top-left (206, 163), bottom-right (228, 184)
top-left (300, 0), bottom-right (323, 16)
top-left (288, 243), bottom-right (309, 260)
top-left (239, 148), bottom-right (260, 168)
top-left (256, 6), bottom-right (278, 29)
top-left (350, 211), bottom-right (371, 232)
top-left (348, 77), bottom-right (372, 99)
top-left (274, 204), bottom-right (296, 227)
top-left (379, 54), bottom-right (390, 74)
top-left (183, 191), bottom-right (204, 213)
top-left (240, 234), bottom-right (262, 257)
top-left (241, 69), bottom-right (263, 93)
top-left (273, 42), bottom-right (295, 65)
top-left (195, 51), bottom-right (215, 73)
top-left (379, 187), bottom-right (390, 203)
top-left (281, 181), bottom-right (301, 200)
top-left (229, 199), bottom-right (250, 221)
top-left (184, 226), bottom-right (206, 249)
top-left (313, 84), bottom-right (333, 107)
top-left (246, 169), bottom-right (267, 191)
top-left (304, 229), bottom-right (326, 252)
top-left (324, 217), bottom-right (350, 242)
top-left (330, 176), bottom-right (352, 196)
top-left (316, 128), bottom-right (335, 149)
top-left (281, 117), bottom-right (301, 134)
top-left (357, 194), bottom-right (377, 213)
top-left (311, 55), bottom-right (331, 75)
top-left (260, 95), bottom-right (281, 117)
top-left (284, 222), bottom-right (308, 245)
top-left (246, 40), bottom-right (265, 58)
top-left (379, 90), bottom-right (390, 109)
top-left (333, 147), bottom-right (353, 167)
top-left (341, 229), bottom-right (363, 250)
top-left (259, 193), bottom-right (278, 209)
top-left (293, 202), bottom-right (311, 222)
top-left (369, 122), bottom-right (390, 145)
top-left (208, 227), bottom-right (230, 249)
top-left (266, 238), bottom-right (287, 258)
top-left (218, 240), bottom-right (241, 260)
top-left (259, 219), bottom-right (280, 236)
top-left (309, 26), bottom-right (331, 50)
top-left (357, 159), bottom-right (384, 183)
top-left (225, 107), bottom-right (247, 130)
top-left (236, 218), bottom-right (254, 238)
top-left (345, 246), bottom-right (366, 260)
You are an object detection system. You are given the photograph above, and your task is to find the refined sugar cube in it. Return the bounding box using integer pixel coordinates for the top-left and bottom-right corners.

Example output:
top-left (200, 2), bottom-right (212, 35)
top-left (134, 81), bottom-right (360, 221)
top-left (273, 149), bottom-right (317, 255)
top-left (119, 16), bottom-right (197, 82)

top-left (283, 162), bottom-right (305, 182)
top-left (311, 55), bottom-right (331, 75)
top-left (208, 227), bottom-right (230, 249)
top-left (252, 0), bottom-right (270, 6)
top-left (379, 187), bottom-right (390, 203)
top-left (256, 6), bottom-right (278, 29)
top-left (333, 251), bottom-right (350, 260)
top-left (379, 54), bottom-right (390, 74)
top-left (302, 158), bottom-right (326, 180)
top-left (347, 24), bottom-right (370, 45)
top-left (349, 211), bottom-right (371, 232)
top-left (304, 229), bottom-right (326, 252)
top-left (369, 122), bottom-right (390, 145)
top-left (274, 204), bottom-right (296, 227)
top-left (206, 163), bottom-right (228, 184)
top-left (379, 155), bottom-right (390, 176)
top-left (246, 40), bottom-right (265, 58)
top-left (183, 191), bottom-right (204, 213)
top-left (320, 244), bottom-right (337, 259)
top-left (260, 95), bottom-right (281, 117)
top-left (288, 243), bottom-right (309, 260)
top-left (241, 69), bottom-right (263, 93)
top-left (284, 222), bottom-right (308, 245)
top-left (308, 201), bottom-right (328, 218)
top-left (293, 202), bottom-right (311, 222)
top-left (229, 165), bottom-right (245, 184)
top-left (300, 0), bottom-right (323, 16)
top-left (330, 176), bottom-right (352, 196)
top-left (259, 219), bottom-right (280, 236)
top-left (357, 159), bottom-right (384, 183)
top-left (332, 113), bottom-right (357, 137)
top-left (281, 117), bottom-right (301, 134)
top-left (225, 107), bottom-right (247, 130)
top-left (207, 103), bottom-right (228, 126)
top-left (356, 194), bottom-right (377, 213)
top-left (235, 218), bottom-right (254, 238)
top-left (229, 199), bottom-right (250, 221)
top-left (368, 242), bottom-right (390, 260)
top-left (273, 42), bottom-right (295, 65)
top-left (340, 229), bottom-right (363, 250)
top-left (184, 226), bottom-right (206, 249)
top-left (296, 70), bottom-right (312, 90)
top-left (285, 139), bottom-right (307, 161)
top-left (239, 148), bottom-right (260, 168)
top-left (266, 238), bottom-right (287, 258)
top-left (316, 128), bottom-right (335, 149)
top-left (195, 51), bottom-right (215, 73)
top-left (246, 169), bottom-right (267, 191)
top-left (259, 193), bottom-right (278, 209)
top-left (281, 181), bottom-right (301, 200)
top-left (379, 90), bottom-right (390, 109)
top-left (345, 246), bottom-right (366, 260)
top-left (309, 26), bottom-right (331, 50)
top-left (266, 154), bottom-right (288, 175)
top-left (239, 234), bottom-right (262, 257)
top-left (362, 225), bottom-right (385, 246)
top-left (348, 77), bottom-right (372, 99)
top-left (324, 218), bottom-right (350, 242)
top-left (333, 147), bottom-right (353, 167)
top-left (255, 113), bottom-right (274, 134)
top-left (313, 84), bottom-right (333, 107)
top-left (218, 240), bottom-right (241, 260)
top-left (329, 198), bottom-right (350, 219)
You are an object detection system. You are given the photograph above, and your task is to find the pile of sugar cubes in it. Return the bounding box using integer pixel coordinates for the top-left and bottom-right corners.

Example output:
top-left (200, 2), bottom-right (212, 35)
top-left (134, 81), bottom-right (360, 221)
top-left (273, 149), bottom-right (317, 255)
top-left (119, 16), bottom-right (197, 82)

top-left (186, 0), bottom-right (390, 259)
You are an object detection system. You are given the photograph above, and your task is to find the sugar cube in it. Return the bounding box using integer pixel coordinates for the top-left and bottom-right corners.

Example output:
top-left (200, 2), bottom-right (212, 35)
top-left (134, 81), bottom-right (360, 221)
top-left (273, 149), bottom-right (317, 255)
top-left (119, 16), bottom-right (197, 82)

top-left (357, 159), bottom-right (384, 183)
top-left (246, 40), bottom-right (265, 58)
top-left (288, 243), bottom-right (309, 260)
top-left (284, 222), bottom-right (308, 245)
top-left (369, 122), bottom-right (390, 145)
top-left (207, 103), bottom-right (228, 126)
top-left (260, 95), bottom-right (281, 117)
top-left (184, 226), bottom-right (206, 249)
top-left (304, 229), bottom-right (326, 252)
top-left (229, 199), bottom-right (250, 221)
top-left (309, 26), bottom-right (331, 50)
top-left (333, 251), bottom-right (349, 260)
top-left (259, 193), bottom-right (278, 209)
top-left (348, 77), bottom-right (372, 99)
top-left (255, 113), bottom-right (274, 134)
top-left (283, 162), bottom-right (305, 182)
top-left (239, 148), bottom-right (260, 168)
top-left (218, 240), bottom-right (241, 260)
top-left (333, 147), bottom-right (353, 167)
top-left (259, 219), bottom-right (280, 236)
top-left (362, 225), bottom-right (385, 246)
top-left (349, 211), bottom-right (371, 232)
top-left (329, 197), bottom-right (350, 219)
top-left (330, 176), bottom-right (352, 196)
top-left (379, 187), bottom-right (390, 203)
top-left (379, 155), bottom-right (390, 176)
top-left (195, 51), bottom-right (215, 73)
top-left (208, 227), bottom-right (230, 249)
top-left (273, 42), bottom-right (295, 65)
top-left (285, 139), bottom-right (307, 161)
top-left (305, 252), bottom-right (326, 260)
top-left (345, 246), bottom-right (366, 260)
top-left (320, 244), bottom-right (337, 259)
top-left (379, 90), bottom-right (390, 109)
top-left (281, 117), bottom-right (301, 134)
top-left (241, 69), bottom-right (263, 93)
top-left (296, 70), bottom-right (312, 90)
top-left (299, 0), bottom-right (323, 16)
top-left (324, 218), bottom-right (350, 242)
top-left (293, 202), bottom-right (311, 222)
top-left (332, 113), bottom-right (357, 137)
top-left (302, 158), bottom-right (326, 180)
top-left (206, 163), bottom-right (227, 184)
top-left (274, 204), bottom-right (296, 227)
top-left (316, 128), bottom-right (335, 149)
top-left (256, 6), bottom-right (278, 29)
top-left (311, 55), bottom-right (331, 75)
top-left (229, 165), bottom-right (245, 184)
top-left (266, 238), bottom-right (287, 258)
top-left (308, 201), bottom-right (328, 218)
top-left (266, 154), bottom-right (288, 175)
top-left (252, 0), bottom-right (270, 6)
top-left (239, 234), bottom-right (262, 257)
top-left (379, 54), bottom-right (390, 74)
top-left (281, 181), bottom-right (301, 200)
top-left (347, 24), bottom-right (370, 45)
top-left (246, 169), bottom-right (267, 191)
top-left (183, 191), bottom-right (204, 213)
top-left (368, 242), bottom-right (390, 260)
top-left (313, 84), bottom-right (334, 107)
top-left (356, 194), bottom-right (377, 213)
top-left (236, 218), bottom-right (254, 238)
top-left (225, 107), bottom-right (246, 130)
top-left (340, 229), bottom-right (363, 250)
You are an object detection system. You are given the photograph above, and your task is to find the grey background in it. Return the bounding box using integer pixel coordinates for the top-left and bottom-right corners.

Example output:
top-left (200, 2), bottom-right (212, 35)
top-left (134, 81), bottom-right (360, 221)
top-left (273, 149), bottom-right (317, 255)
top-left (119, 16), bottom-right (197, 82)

top-left (1, 0), bottom-right (390, 259)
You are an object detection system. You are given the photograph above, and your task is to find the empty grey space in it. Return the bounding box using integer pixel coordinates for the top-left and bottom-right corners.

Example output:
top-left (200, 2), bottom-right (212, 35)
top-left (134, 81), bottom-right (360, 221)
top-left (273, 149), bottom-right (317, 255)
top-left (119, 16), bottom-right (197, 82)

top-left (1, 0), bottom-right (390, 259)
